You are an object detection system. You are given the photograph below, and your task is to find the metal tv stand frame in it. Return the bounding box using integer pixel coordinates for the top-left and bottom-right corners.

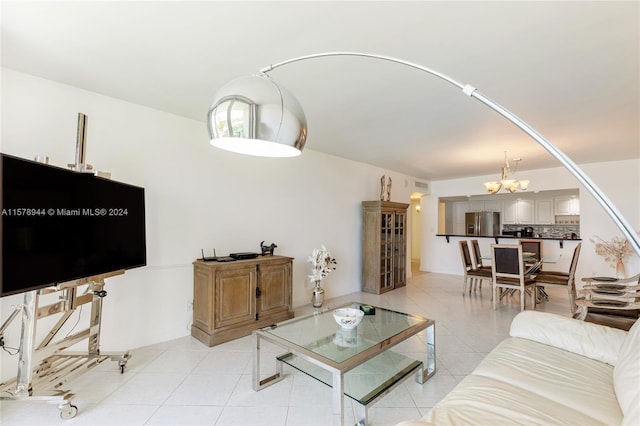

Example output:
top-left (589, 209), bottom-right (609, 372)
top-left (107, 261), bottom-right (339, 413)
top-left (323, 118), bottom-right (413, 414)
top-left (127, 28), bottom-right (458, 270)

top-left (0, 270), bottom-right (130, 419)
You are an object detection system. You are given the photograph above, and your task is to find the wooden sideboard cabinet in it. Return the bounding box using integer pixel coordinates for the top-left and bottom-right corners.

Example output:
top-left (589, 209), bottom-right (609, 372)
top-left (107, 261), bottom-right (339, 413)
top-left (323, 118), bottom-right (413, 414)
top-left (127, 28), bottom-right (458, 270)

top-left (191, 255), bottom-right (294, 346)
top-left (362, 201), bottom-right (409, 294)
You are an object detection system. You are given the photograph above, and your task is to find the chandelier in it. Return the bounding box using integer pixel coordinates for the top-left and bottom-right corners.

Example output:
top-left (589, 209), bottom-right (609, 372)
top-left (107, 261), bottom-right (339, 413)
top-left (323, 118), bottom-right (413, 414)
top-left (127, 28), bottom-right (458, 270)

top-left (483, 151), bottom-right (530, 194)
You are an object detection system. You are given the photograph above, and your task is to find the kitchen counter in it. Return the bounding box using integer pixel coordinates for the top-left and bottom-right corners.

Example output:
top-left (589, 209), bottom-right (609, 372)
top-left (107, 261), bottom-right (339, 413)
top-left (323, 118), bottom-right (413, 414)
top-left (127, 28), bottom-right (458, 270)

top-left (437, 234), bottom-right (581, 247)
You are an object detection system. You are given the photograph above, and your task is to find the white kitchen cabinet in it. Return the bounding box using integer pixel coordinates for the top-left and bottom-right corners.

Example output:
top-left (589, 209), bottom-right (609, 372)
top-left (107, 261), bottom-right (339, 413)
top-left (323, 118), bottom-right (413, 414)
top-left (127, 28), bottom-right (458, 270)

top-left (503, 199), bottom-right (534, 224)
top-left (555, 196), bottom-right (580, 215)
top-left (468, 200), bottom-right (485, 211)
top-left (484, 199), bottom-right (504, 213)
top-left (468, 200), bottom-right (503, 213)
top-left (453, 201), bottom-right (469, 234)
top-left (518, 199), bottom-right (535, 223)
top-left (503, 199), bottom-right (516, 224)
top-left (535, 199), bottom-right (554, 224)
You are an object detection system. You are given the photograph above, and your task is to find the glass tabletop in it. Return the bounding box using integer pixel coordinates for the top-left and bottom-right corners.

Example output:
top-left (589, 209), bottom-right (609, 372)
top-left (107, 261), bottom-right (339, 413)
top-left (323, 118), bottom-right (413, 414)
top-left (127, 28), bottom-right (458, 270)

top-left (259, 302), bottom-right (431, 365)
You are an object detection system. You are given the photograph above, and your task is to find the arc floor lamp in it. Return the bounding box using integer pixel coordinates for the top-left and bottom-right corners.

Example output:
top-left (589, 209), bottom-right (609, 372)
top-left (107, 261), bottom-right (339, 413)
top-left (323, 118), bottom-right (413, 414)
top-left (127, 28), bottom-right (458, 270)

top-left (206, 52), bottom-right (639, 256)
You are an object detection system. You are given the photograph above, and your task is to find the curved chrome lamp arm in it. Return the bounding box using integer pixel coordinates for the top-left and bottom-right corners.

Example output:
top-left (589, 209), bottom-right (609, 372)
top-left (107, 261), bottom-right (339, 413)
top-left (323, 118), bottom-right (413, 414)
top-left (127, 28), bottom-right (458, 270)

top-left (216, 51), bottom-right (640, 255)
top-left (260, 52), bottom-right (468, 91)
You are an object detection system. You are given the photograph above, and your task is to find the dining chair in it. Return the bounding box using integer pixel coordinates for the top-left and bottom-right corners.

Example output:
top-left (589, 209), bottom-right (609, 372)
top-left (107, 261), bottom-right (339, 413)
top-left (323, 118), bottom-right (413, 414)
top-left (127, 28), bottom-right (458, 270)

top-left (459, 240), bottom-right (492, 294)
top-left (470, 239), bottom-right (492, 272)
top-left (491, 244), bottom-right (537, 311)
top-left (578, 272), bottom-right (640, 330)
top-left (520, 239), bottom-right (543, 271)
top-left (534, 243), bottom-right (581, 313)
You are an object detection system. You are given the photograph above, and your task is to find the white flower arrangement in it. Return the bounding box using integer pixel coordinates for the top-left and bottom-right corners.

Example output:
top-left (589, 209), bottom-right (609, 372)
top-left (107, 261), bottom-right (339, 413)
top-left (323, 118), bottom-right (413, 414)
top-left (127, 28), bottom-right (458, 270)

top-left (307, 245), bottom-right (337, 283)
top-left (589, 235), bottom-right (634, 267)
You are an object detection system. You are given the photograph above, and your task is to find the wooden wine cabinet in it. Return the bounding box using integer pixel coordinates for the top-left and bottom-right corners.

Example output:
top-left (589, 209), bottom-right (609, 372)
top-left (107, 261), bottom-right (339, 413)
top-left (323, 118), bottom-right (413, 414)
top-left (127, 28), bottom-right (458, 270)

top-left (361, 201), bottom-right (409, 294)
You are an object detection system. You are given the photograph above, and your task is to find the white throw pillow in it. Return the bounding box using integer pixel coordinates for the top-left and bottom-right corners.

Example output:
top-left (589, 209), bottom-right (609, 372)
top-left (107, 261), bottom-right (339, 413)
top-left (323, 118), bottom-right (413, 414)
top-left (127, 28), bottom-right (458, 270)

top-left (614, 318), bottom-right (640, 424)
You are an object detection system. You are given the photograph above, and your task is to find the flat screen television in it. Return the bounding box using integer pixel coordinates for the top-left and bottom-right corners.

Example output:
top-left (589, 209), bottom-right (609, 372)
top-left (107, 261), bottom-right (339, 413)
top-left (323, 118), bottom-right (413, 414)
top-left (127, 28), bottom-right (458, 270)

top-left (1, 153), bottom-right (147, 297)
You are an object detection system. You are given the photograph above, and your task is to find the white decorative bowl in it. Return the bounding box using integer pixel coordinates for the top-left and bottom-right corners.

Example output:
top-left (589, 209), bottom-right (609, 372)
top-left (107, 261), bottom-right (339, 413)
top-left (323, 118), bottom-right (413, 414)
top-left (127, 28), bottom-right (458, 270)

top-left (333, 308), bottom-right (364, 329)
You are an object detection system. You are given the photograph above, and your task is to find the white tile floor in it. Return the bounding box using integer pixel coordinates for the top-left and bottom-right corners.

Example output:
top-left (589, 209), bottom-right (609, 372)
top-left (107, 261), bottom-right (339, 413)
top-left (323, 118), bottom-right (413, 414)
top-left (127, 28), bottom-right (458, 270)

top-left (0, 266), bottom-right (571, 425)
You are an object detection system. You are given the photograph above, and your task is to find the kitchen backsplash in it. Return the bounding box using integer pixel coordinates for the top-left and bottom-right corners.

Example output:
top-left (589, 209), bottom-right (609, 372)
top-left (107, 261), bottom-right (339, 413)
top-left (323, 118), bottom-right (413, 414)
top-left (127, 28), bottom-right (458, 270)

top-left (503, 224), bottom-right (580, 239)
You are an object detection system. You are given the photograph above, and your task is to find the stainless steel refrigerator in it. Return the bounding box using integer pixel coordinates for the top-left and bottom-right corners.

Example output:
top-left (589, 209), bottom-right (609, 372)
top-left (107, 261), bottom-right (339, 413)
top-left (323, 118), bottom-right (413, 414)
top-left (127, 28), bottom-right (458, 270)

top-left (465, 212), bottom-right (500, 236)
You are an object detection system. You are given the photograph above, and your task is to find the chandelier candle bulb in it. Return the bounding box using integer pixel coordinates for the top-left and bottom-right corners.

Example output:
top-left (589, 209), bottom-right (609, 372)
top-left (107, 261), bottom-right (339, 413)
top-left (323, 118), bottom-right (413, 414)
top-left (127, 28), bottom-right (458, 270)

top-left (484, 151), bottom-right (530, 194)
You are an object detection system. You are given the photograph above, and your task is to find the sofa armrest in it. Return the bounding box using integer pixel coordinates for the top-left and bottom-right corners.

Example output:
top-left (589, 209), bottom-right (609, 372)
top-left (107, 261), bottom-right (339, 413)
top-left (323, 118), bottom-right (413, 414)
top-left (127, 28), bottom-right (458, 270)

top-left (509, 311), bottom-right (627, 366)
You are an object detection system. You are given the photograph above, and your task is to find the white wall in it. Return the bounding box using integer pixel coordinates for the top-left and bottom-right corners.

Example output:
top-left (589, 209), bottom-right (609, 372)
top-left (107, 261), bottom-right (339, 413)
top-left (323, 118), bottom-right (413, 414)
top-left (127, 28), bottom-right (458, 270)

top-left (0, 69), bottom-right (416, 381)
top-left (2, 69), bottom-right (638, 383)
top-left (421, 159), bottom-right (640, 283)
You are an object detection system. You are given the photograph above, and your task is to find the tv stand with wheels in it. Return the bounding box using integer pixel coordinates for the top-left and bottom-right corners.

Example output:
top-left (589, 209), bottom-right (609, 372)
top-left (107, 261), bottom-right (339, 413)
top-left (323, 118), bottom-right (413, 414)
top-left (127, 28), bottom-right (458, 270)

top-left (0, 270), bottom-right (130, 419)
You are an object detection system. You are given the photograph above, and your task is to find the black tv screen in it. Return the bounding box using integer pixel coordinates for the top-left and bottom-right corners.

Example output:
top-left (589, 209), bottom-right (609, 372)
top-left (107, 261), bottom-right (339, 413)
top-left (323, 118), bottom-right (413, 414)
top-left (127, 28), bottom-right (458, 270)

top-left (1, 153), bottom-right (147, 297)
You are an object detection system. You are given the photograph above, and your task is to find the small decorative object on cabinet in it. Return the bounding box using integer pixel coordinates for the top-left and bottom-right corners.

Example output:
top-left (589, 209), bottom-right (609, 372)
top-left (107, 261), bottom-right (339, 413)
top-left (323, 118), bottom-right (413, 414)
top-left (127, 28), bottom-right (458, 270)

top-left (307, 245), bottom-right (337, 308)
top-left (362, 200), bottom-right (409, 294)
top-left (379, 175), bottom-right (392, 201)
top-left (191, 255), bottom-right (293, 346)
top-left (386, 177), bottom-right (392, 201)
top-left (260, 240), bottom-right (277, 256)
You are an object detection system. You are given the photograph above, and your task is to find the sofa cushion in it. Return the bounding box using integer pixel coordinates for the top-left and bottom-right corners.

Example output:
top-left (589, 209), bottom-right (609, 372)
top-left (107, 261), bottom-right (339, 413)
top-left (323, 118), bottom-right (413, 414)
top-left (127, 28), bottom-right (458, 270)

top-left (419, 374), bottom-right (614, 426)
top-left (415, 337), bottom-right (623, 425)
top-left (472, 337), bottom-right (622, 425)
top-left (400, 312), bottom-right (628, 426)
top-left (614, 318), bottom-right (640, 425)
top-left (510, 310), bottom-right (627, 366)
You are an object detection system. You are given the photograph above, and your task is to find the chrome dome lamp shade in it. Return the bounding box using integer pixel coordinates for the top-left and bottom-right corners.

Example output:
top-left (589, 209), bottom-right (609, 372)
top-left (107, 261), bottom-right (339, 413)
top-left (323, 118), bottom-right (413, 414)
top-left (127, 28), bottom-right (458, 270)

top-left (207, 74), bottom-right (307, 157)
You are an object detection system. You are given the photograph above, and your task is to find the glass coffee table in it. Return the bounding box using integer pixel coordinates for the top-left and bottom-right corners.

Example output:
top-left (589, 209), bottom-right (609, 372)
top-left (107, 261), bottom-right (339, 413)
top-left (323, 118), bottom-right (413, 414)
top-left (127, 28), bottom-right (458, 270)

top-left (252, 302), bottom-right (435, 426)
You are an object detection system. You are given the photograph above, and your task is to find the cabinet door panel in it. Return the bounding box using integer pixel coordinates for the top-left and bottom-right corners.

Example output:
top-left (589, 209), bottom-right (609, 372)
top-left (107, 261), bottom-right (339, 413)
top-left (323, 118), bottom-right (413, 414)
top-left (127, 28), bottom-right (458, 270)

top-left (468, 200), bottom-right (485, 211)
top-left (257, 261), bottom-right (291, 317)
top-left (504, 199), bottom-right (534, 224)
top-left (518, 199), bottom-right (534, 223)
top-left (555, 196), bottom-right (580, 215)
top-left (193, 266), bottom-right (214, 332)
top-left (215, 267), bottom-right (256, 328)
top-left (503, 199), bottom-right (517, 224)
top-left (453, 202), bottom-right (468, 235)
top-left (362, 208), bottom-right (381, 293)
top-left (535, 199), bottom-right (554, 224)
top-left (380, 212), bottom-right (394, 292)
top-left (484, 200), bottom-right (503, 213)
top-left (393, 212), bottom-right (407, 288)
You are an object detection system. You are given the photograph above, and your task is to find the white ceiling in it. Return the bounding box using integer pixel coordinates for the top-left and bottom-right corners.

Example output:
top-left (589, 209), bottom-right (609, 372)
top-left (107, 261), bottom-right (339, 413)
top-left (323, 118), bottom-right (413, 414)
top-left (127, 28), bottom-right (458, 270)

top-left (2, 1), bottom-right (638, 181)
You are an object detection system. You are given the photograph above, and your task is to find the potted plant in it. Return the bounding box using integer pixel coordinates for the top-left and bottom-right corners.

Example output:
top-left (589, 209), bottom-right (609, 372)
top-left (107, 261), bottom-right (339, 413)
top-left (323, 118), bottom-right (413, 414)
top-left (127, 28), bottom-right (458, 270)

top-left (307, 245), bottom-right (337, 308)
top-left (590, 235), bottom-right (634, 278)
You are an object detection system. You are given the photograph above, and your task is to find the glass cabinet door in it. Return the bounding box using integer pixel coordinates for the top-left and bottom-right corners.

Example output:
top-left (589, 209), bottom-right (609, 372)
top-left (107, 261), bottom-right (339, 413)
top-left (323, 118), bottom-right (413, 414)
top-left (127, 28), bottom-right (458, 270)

top-left (380, 212), bottom-right (393, 291)
top-left (393, 212), bottom-right (406, 288)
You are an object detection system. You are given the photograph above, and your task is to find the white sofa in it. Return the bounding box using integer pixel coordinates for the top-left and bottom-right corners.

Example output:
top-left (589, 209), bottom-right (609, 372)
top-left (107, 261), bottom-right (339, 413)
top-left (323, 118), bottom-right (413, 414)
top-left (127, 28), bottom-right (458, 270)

top-left (398, 311), bottom-right (639, 425)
